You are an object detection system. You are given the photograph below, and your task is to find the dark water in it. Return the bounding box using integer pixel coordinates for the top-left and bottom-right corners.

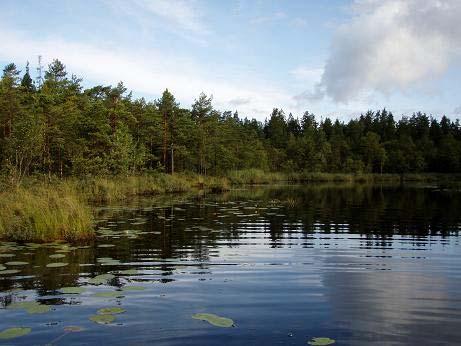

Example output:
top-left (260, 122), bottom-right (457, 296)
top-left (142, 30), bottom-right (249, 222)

top-left (1, 184), bottom-right (461, 345)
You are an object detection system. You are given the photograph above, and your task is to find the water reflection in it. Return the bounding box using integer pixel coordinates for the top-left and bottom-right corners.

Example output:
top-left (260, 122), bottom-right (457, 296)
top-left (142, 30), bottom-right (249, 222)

top-left (0, 184), bottom-right (460, 345)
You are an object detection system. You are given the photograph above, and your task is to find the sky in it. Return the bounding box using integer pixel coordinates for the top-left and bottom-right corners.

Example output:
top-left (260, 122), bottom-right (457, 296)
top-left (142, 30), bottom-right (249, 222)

top-left (1, 0), bottom-right (461, 121)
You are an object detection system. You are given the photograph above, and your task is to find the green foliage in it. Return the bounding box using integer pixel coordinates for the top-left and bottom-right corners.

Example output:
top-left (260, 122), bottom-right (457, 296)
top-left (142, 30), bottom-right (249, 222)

top-left (0, 59), bottom-right (461, 184)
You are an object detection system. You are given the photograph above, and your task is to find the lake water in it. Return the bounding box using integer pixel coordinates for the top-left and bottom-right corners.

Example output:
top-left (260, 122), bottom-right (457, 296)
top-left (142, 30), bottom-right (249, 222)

top-left (1, 184), bottom-right (461, 345)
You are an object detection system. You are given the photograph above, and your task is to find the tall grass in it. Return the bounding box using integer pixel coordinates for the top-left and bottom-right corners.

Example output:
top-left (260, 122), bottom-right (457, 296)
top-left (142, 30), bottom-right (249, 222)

top-left (228, 169), bottom-right (285, 184)
top-left (75, 173), bottom-right (230, 203)
top-left (227, 170), bottom-right (460, 184)
top-left (0, 184), bottom-right (94, 242)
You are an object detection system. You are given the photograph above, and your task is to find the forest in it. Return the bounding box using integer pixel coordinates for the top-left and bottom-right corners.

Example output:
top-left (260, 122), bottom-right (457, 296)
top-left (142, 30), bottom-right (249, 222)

top-left (1, 59), bottom-right (461, 186)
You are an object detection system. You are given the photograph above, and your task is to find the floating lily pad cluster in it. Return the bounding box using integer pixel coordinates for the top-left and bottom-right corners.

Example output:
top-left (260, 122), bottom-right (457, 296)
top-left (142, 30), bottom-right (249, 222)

top-left (97, 257), bottom-right (120, 266)
top-left (93, 291), bottom-right (125, 298)
top-left (96, 224), bottom-right (154, 240)
top-left (60, 286), bottom-right (86, 294)
top-left (5, 261), bottom-right (28, 266)
top-left (118, 269), bottom-right (138, 275)
top-left (0, 240), bottom-right (92, 277)
top-left (47, 262), bottom-right (69, 268)
top-left (49, 253), bottom-right (66, 259)
top-left (7, 301), bottom-right (51, 314)
top-left (121, 285), bottom-right (145, 291)
top-left (0, 269), bottom-right (21, 275)
top-left (89, 306), bottom-right (126, 325)
top-left (88, 273), bottom-right (115, 285)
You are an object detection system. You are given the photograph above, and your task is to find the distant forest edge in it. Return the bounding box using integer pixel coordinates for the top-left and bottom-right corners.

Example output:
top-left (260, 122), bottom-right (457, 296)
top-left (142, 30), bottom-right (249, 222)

top-left (1, 59), bottom-right (461, 186)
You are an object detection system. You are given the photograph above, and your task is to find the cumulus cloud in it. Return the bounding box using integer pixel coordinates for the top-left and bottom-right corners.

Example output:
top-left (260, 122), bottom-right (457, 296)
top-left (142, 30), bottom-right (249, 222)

top-left (313, 0), bottom-right (461, 103)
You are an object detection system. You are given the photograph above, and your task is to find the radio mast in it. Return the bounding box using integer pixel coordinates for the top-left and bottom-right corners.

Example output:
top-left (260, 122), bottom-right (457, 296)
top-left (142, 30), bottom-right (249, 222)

top-left (36, 55), bottom-right (43, 88)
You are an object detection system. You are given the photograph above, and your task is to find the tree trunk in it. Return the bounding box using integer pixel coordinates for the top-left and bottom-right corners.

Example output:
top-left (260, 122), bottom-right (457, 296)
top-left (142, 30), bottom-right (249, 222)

top-left (163, 113), bottom-right (168, 172)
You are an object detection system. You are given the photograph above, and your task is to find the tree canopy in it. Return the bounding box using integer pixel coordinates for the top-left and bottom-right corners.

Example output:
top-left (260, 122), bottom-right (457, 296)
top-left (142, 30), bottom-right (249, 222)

top-left (1, 59), bottom-right (460, 182)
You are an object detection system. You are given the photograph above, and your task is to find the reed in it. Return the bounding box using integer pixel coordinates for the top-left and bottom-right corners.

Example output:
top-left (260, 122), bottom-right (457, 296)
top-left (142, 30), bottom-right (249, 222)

top-left (0, 184), bottom-right (94, 242)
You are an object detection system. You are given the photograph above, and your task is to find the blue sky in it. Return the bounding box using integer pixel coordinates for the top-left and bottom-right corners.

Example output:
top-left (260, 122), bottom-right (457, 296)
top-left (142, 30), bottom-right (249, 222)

top-left (1, 0), bottom-right (461, 121)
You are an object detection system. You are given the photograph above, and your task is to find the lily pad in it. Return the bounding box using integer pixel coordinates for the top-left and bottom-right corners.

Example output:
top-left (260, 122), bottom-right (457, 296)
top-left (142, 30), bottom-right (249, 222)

top-left (26, 305), bottom-right (51, 314)
top-left (0, 327), bottom-right (31, 339)
top-left (97, 244), bottom-right (115, 248)
top-left (88, 274), bottom-right (115, 285)
top-left (0, 265), bottom-right (6, 271)
top-left (121, 286), bottom-right (145, 291)
top-left (118, 269), bottom-right (138, 275)
top-left (89, 314), bottom-right (115, 324)
top-left (46, 262), bottom-right (68, 268)
top-left (192, 313), bottom-right (234, 328)
top-left (60, 286), bottom-right (86, 294)
top-left (8, 301), bottom-right (40, 310)
top-left (64, 326), bottom-right (84, 332)
top-left (8, 301), bottom-right (51, 314)
top-left (97, 257), bottom-right (113, 261)
top-left (0, 254), bottom-right (15, 258)
top-left (49, 254), bottom-right (66, 259)
top-left (97, 307), bottom-right (125, 315)
top-left (308, 337), bottom-right (336, 345)
top-left (0, 269), bottom-right (20, 275)
top-left (5, 261), bottom-right (28, 266)
top-left (93, 291), bottom-right (124, 298)
top-left (100, 260), bottom-right (120, 266)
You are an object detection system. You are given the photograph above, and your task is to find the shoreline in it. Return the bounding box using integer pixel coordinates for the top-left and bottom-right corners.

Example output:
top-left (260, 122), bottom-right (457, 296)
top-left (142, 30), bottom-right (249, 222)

top-left (1, 170), bottom-right (460, 242)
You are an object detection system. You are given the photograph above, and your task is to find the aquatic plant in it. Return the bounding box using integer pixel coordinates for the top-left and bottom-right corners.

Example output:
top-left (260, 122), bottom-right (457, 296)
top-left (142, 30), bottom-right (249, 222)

top-left (89, 314), bottom-right (115, 324)
top-left (0, 269), bottom-right (21, 275)
top-left (0, 327), bottom-right (31, 340)
top-left (88, 273), bottom-right (115, 285)
top-left (121, 286), bottom-right (145, 291)
top-left (192, 313), bottom-right (234, 328)
top-left (8, 301), bottom-right (51, 314)
top-left (46, 262), bottom-right (68, 268)
top-left (97, 307), bottom-right (125, 315)
top-left (308, 337), bottom-right (336, 345)
top-left (60, 286), bottom-right (86, 294)
top-left (93, 291), bottom-right (124, 298)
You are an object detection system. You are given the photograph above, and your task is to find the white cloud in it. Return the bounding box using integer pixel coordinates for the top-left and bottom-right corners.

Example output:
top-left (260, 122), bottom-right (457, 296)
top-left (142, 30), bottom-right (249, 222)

top-left (0, 27), bottom-right (293, 119)
top-left (311, 0), bottom-right (461, 103)
top-left (106, 0), bottom-right (210, 43)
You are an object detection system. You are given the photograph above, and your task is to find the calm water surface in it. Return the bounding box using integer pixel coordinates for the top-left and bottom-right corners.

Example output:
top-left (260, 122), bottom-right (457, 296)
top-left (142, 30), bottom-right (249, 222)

top-left (1, 184), bottom-right (461, 345)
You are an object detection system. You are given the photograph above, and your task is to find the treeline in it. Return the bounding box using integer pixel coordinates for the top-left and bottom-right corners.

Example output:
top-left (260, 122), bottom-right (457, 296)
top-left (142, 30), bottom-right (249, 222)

top-left (1, 59), bottom-right (461, 184)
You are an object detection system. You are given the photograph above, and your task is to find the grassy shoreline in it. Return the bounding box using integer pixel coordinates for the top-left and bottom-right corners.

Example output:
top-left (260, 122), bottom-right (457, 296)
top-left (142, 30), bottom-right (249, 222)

top-left (0, 184), bottom-right (93, 242)
top-left (1, 170), bottom-right (460, 242)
